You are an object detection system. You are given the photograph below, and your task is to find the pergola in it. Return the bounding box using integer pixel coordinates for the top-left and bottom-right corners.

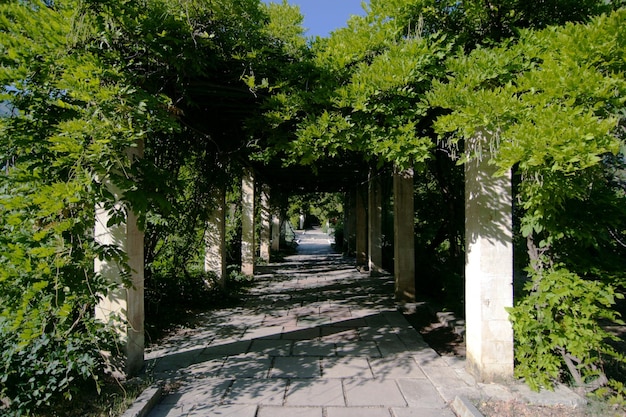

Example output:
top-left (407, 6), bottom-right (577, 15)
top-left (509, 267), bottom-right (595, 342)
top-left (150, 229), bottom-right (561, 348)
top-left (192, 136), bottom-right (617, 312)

top-left (94, 130), bottom-right (515, 384)
top-left (92, 79), bottom-right (514, 384)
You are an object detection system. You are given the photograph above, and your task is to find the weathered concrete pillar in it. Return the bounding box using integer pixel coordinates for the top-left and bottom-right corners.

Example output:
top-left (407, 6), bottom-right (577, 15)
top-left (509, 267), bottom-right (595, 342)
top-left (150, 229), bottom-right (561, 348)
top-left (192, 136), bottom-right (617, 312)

top-left (259, 184), bottom-right (271, 263)
top-left (241, 168), bottom-right (256, 276)
top-left (95, 144), bottom-right (144, 377)
top-left (393, 167), bottom-right (415, 302)
top-left (346, 188), bottom-right (356, 256)
top-left (465, 131), bottom-right (514, 382)
top-left (205, 185), bottom-right (227, 287)
top-left (343, 190), bottom-right (356, 256)
top-left (271, 211), bottom-right (280, 252)
top-left (368, 169), bottom-right (384, 275)
top-left (356, 183), bottom-right (368, 269)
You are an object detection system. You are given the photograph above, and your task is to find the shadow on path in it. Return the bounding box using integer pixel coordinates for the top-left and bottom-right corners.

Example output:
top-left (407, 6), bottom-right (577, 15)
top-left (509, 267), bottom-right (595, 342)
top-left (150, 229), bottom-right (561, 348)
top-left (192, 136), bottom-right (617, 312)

top-left (144, 227), bottom-right (472, 416)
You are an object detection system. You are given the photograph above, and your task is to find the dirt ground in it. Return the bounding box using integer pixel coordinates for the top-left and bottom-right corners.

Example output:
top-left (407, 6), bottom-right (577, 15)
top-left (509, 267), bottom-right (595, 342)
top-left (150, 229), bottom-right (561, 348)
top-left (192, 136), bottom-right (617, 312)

top-left (404, 307), bottom-right (626, 417)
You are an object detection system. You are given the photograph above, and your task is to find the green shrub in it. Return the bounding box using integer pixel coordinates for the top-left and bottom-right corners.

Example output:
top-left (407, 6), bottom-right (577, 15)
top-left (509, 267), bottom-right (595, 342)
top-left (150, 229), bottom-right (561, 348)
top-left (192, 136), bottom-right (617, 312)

top-left (0, 316), bottom-right (117, 416)
top-left (508, 267), bottom-right (625, 392)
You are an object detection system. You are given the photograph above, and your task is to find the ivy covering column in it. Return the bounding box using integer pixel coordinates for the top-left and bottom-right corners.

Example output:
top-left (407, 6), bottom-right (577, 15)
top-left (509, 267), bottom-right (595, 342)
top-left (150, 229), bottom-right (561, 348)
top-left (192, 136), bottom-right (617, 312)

top-left (95, 144), bottom-right (145, 377)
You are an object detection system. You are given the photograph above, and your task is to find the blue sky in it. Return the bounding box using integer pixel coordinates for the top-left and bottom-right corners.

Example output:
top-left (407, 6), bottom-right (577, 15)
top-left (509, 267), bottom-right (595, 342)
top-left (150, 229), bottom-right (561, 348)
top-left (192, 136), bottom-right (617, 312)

top-left (262, 0), bottom-right (368, 38)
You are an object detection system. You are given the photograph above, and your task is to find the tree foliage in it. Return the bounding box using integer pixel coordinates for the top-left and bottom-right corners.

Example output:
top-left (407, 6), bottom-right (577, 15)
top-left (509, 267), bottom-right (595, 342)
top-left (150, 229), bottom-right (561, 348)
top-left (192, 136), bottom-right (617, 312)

top-left (256, 0), bottom-right (626, 394)
top-left (0, 1), bottom-right (166, 412)
top-left (430, 9), bottom-right (626, 391)
top-left (1, 0), bottom-right (626, 412)
top-left (508, 268), bottom-right (624, 392)
top-left (255, 0), bottom-right (619, 168)
top-left (0, 0), bottom-right (291, 413)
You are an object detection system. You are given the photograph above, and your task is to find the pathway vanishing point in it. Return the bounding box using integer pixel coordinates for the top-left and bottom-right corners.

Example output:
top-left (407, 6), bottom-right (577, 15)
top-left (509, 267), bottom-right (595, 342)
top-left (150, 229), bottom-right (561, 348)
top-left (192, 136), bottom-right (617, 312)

top-left (142, 228), bottom-right (583, 417)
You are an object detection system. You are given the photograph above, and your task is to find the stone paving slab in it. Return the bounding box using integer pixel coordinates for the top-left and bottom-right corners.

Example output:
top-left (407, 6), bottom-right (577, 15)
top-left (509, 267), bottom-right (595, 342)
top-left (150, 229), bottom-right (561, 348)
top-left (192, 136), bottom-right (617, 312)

top-left (181, 358), bottom-right (223, 378)
top-left (326, 407), bottom-right (392, 417)
top-left (392, 407), bottom-right (457, 417)
top-left (280, 326), bottom-right (321, 340)
top-left (411, 349), bottom-right (448, 367)
top-left (320, 327), bottom-right (360, 341)
top-left (336, 340), bottom-right (381, 357)
top-left (248, 339), bottom-right (293, 356)
top-left (321, 357), bottom-right (373, 378)
top-left (377, 340), bottom-right (415, 357)
top-left (270, 356), bottom-right (321, 378)
top-left (148, 403), bottom-right (187, 417)
top-left (186, 404), bottom-right (257, 417)
top-left (396, 379), bottom-right (447, 408)
top-left (159, 379), bottom-right (231, 406)
top-left (422, 365), bottom-right (467, 387)
top-left (219, 354), bottom-right (271, 378)
top-left (222, 379), bottom-right (286, 405)
top-left (261, 317), bottom-right (298, 329)
top-left (293, 339), bottom-right (337, 356)
top-left (369, 357), bottom-right (426, 379)
top-left (285, 379), bottom-right (345, 406)
top-left (200, 340), bottom-right (250, 358)
top-left (343, 379), bottom-right (407, 407)
top-left (241, 325), bottom-right (284, 339)
top-left (143, 229), bottom-right (586, 417)
top-left (257, 406), bottom-right (322, 417)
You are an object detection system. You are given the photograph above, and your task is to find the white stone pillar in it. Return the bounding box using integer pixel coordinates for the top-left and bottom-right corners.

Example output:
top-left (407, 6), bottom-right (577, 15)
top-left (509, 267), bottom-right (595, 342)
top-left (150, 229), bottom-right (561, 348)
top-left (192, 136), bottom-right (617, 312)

top-left (95, 144), bottom-right (144, 377)
top-left (465, 131), bottom-right (514, 382)
top-left (205, 185), bottom-right (227, 287)
top-left (259, 184), bottom-right (271, 263)
top-left (241, 168), bottom-right (256, 276)
top-left (345, 190), bottom-right (357, 255)
top-left (393, 167), bottom-right (415, 302)
top-left (356, 183), bottom-right (368, 269)
top-left (271, 213), bottom-right (280, 252)
top-left (368, 169), bottom-right (384, 275)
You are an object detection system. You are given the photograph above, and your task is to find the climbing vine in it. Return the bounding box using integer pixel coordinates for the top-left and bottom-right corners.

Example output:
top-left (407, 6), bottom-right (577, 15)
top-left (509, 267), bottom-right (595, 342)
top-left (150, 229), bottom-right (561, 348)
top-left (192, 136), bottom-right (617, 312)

top-left (1, 0), bottom-right (626, 413)
top-left (430, 9), bottom-right (626, 392)
top-left (0, 0), bottom-right (295, 414)
top-left (0, 1), bottom-right (171, 412)
top-left (255, 0), bottom-right (626, 397)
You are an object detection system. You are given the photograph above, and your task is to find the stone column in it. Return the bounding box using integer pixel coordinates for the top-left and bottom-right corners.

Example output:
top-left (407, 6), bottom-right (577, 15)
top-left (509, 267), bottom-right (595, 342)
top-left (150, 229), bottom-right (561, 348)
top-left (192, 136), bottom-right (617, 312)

top-left (281, 218), bottom-right (288, 245)
top-left (368, 169), bottom-right (384, 275)
top-left (356, 182), bottom-right (368, 269)
top-left (95, 144), bottom-right (144, 377)
top-left (205, 185), bottom-right (227, 287)
top-left (346, 188), bottom-right (356, 256)
top-left (393, 167), bottom-right (415, 302)
top-left (271, 212), bottom-right (280, 252)
top-left (465, 131), bottom-right (514, 382)
top-left (259, 184), bottom-right (271, 263)
top-left (345, 190), bottom-right (357, 255)
top-left (241, 168), bottom-right (256, 276)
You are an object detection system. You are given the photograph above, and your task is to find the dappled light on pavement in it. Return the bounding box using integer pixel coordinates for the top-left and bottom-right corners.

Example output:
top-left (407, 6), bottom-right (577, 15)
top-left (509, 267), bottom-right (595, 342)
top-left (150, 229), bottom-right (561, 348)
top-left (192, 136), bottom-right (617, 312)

top-left (144, 227), bottom-right (476, 416)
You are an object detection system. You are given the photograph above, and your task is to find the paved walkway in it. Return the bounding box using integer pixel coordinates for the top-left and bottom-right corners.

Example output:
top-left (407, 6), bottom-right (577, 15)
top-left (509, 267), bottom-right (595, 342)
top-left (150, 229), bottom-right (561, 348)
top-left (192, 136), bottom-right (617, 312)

top-left (143, 228), bottom-right (581, 417)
